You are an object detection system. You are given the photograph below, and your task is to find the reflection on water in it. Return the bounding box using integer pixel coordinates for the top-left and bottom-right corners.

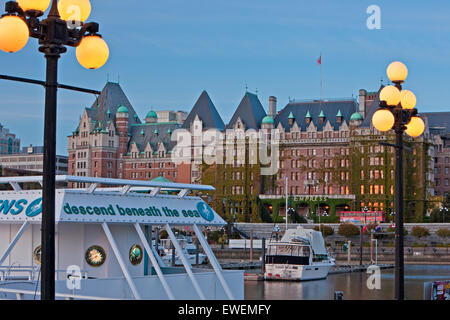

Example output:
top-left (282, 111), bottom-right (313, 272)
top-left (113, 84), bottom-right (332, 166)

top-left (245, 265), bottom-right (450, 300)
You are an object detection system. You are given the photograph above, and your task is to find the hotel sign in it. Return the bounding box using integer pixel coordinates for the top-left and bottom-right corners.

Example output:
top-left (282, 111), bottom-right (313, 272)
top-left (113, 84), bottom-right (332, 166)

top-left (0, 190), bottom-right (226, 226)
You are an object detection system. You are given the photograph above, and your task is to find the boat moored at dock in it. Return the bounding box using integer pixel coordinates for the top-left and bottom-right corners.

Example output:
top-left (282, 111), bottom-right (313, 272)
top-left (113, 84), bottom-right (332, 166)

top-left (0, 176), bottom-right (243, 300)
top-left (264, 226), bottom-right (335, 281)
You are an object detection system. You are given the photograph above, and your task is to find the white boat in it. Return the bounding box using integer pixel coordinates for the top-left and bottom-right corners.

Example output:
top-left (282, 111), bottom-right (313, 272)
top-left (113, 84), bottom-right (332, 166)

top-left (264, 226), bottom-right (335, 281)
top-left (0, 175), bottom-right (243, 300)
top-left (159, 238), bottom-right (208, 266)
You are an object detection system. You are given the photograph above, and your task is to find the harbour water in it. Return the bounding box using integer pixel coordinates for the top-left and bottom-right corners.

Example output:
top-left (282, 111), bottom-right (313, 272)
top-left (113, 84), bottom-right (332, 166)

top-left (245, 265), bottom-right (450, 300)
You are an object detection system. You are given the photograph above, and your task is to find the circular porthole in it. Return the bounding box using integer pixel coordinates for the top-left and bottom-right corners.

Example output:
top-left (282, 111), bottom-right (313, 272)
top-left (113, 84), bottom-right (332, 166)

top-left (129, 244), bottom-right (143, 265)
top-left (85, 245), bottom-right (106, 267)
top-left (33, 245), bottom-right (41, 265)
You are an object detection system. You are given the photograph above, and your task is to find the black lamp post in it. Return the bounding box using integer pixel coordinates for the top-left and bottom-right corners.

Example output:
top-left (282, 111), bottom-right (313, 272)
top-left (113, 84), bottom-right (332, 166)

top-left (440, 206), bottom-right (448, 223)
top-left (0, 0), bottom-right (108, 300)
top-left (371, 62), bottom-right (425, 300)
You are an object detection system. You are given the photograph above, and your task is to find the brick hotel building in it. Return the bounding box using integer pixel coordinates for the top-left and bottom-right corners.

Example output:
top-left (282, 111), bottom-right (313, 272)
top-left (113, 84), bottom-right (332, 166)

top-left (68, 82), bottom-right (450, 222)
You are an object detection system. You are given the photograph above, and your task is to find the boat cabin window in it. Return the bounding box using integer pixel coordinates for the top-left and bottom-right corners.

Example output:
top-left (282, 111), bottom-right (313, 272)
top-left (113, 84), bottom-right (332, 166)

top-left (268, 244), bottom-right (310, 257)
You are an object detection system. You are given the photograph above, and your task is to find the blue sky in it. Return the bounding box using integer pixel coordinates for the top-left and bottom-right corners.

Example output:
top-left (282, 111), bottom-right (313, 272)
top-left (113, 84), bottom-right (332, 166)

top-left (0, 0), bottom-right (449, 155)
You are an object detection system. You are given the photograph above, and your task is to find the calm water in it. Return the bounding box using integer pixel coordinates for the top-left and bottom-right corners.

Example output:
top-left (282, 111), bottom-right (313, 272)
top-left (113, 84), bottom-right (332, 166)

top-left (245, 265), bottom-right (450, 300)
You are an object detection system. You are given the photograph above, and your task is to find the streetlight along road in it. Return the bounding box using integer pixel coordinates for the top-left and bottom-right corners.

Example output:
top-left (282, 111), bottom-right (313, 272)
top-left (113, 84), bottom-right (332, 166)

top-left (0, 0), bottom-right (109, 300)
top-left (371, 61), bottom-right (425, 301)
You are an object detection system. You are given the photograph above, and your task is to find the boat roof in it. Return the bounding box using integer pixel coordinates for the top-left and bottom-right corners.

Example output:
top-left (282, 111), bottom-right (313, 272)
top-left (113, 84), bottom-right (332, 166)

top-left (0, 176), bottom-right (225, 226)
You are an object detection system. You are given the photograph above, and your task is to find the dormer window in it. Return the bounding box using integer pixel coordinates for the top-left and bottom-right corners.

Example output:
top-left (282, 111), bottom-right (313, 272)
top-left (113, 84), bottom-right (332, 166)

top-left (305, 111), bottom-right (311, 124)
top-left (336, 110), bottom-right (343, 123)
top-left (318, 110), bottom-right (325, 124)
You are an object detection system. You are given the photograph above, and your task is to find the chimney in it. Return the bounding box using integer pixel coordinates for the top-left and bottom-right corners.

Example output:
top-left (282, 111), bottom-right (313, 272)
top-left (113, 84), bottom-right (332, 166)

top-left (359, 89), bottom-right (367, 118)
top-left (269, 96), bottom-right (277, 117)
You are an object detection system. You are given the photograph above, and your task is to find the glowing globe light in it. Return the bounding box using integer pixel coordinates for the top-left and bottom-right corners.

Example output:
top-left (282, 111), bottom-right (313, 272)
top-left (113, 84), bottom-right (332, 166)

top-left (0, 16), bottom-right (29, 53)
top-left (387, 61), bottom-right (408, 83)
top-left (16, 0), bottom-right (51, 12)
top-left (405, 116), bottom-right (425, 137)
top-left (400, 90), bottom-right (416, 110)
top-left (58, 0), bottom-right (91, 22)
top-left (76, 35), bottom-right (109, 69)
top-left (372, 109), bottom-right (395, 132)
top-left (379, 85), bottom-right (401, 106)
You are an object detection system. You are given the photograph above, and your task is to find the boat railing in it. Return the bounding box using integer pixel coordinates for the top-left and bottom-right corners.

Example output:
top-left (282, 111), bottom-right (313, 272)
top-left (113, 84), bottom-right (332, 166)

top-left (0, 266), bottom-right (39, 281)
top-left (0, 287), bottom-right (116, 300)
top-left (0, 266), bottom-right (89, 282)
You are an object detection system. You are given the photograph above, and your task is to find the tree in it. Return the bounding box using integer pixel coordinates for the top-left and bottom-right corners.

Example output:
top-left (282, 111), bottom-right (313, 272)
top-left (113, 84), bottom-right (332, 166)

top-left (411, 226), bottom-right (430, 239)
top-left (436, 228), bottom-right (450, 239)
top-left (338, 223), bottom-right (360, 237)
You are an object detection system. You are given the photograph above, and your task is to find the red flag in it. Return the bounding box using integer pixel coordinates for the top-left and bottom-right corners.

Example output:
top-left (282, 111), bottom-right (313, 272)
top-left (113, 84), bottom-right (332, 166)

top-left (317, 55), bottom-right (322, 65)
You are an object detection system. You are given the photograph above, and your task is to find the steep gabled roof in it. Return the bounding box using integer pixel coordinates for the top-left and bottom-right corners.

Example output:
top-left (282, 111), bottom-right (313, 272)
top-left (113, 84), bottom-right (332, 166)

top-left (182, 91), bottom-right (225, 130)
top-left (226, 92), bottom-right (267, 130)
top-left (89, 82), bottom-right (141, 132)
top-left (274, 99), bottom-right (358, 131)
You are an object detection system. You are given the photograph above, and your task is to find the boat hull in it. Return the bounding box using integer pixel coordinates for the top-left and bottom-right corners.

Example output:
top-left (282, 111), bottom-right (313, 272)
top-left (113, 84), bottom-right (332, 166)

top-left (264, 263), bottom-right (334, 281)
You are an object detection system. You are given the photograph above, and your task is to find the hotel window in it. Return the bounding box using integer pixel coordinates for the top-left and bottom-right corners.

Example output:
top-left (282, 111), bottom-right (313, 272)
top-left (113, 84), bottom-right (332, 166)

top-left (361, 185), bottom-right (365, 195)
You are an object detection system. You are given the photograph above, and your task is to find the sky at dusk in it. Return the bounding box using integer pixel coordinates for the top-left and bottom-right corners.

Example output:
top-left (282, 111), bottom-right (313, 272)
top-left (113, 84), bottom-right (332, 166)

top-left (0, 0), bottom-right (450, 155)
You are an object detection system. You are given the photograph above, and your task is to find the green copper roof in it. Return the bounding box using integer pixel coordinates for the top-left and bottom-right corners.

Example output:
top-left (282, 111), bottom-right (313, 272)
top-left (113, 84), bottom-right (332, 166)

top-left (168, 128), bottom-right (172, 134)
top-left (288, 112), bottom-right (295, 119)
top-left (150, 176), bottom-right (173, 183)
top-left (350, 112), bottom-right (363, 121)
top-left (305, 111), bottom-right (311, 118)
top-left (319, 110), bottom-right (325, 117)
top-left (117, 105), bottom-right (128, 113)
top-left (141, 129), bottom-right (145, 135)
top-left (262, 115), bottom-right (274, 124)
top-left (336, 109), bottom-right (343, 117)
top-left (106, 108), bottom-right (111, 115)
top-left (154, 129), bottom-right (159, 134)
top-left (146, 110), bottom-right (157, 118)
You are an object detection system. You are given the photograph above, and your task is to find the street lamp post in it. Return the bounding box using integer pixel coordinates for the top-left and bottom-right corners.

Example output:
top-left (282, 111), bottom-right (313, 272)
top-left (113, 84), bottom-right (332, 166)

top-left (360, 206), bottom-right (369, 265)
top-left (0, 0), bottom-right (109, 300)
top-left (440, 206), bottom-right (448, 224)
top-left (371, 62), bottom-right (425, 300)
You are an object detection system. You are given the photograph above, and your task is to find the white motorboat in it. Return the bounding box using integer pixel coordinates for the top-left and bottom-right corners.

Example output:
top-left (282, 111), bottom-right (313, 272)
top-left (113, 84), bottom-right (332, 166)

top-left (264, 226), bottom-right (335, 281)
top-left (0, 176), bottom-right (243, 300)
top-left (159, 238), bottom-right (208, 266)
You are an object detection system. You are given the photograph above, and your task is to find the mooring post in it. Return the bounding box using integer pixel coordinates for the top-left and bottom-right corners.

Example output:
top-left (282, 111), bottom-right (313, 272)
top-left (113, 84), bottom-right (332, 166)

top-left (250, 229), bottom-right (254, 262)
top-left (171, 242), bottom-right (176, 267)
top-left (347, 240), bottom-right (351, 264)
top-left (370, 232), bottom-right (374, 264)
top-left (261, 238), bottom-right (266, 276)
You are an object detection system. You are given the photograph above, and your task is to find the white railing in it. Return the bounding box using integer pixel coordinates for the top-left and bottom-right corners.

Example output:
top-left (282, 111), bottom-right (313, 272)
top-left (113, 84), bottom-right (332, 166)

top-left (0, 287), bottom-right (116, 300)
top-left (0, 266), bottom-right (39, 281)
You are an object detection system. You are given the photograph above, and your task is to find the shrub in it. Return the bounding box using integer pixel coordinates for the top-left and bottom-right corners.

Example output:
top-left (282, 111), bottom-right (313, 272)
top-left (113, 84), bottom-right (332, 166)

top-left (411, 226), bottom-right (430, 239)
top-left (313, 225), bottom-right (334, 237)
top-left (159, 230), bottom-right (168, 239)
top-left (206, 230), bottom-right (223, 243)
top-left (338, 223), bottom-right (360, 237)
top-left (436, 228), bottom-right (450, 239)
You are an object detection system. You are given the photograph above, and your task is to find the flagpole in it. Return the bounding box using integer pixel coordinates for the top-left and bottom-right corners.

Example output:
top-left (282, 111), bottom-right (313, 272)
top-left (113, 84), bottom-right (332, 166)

top-left (320, 52), bottom-right (323, 101)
